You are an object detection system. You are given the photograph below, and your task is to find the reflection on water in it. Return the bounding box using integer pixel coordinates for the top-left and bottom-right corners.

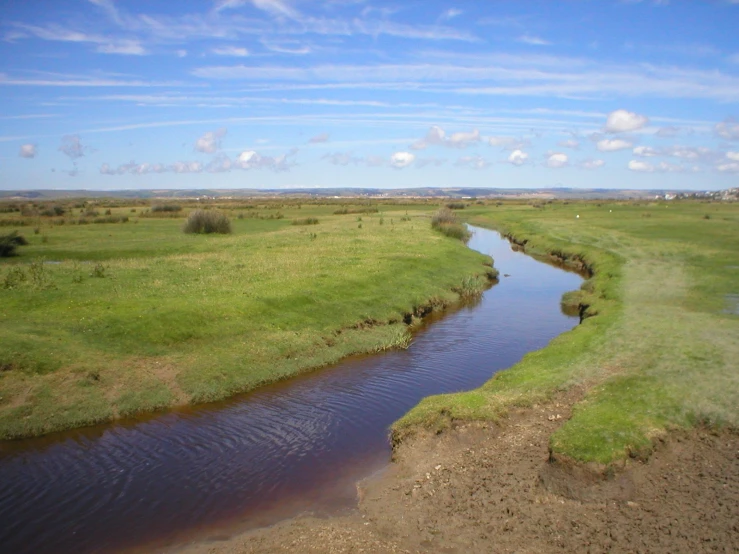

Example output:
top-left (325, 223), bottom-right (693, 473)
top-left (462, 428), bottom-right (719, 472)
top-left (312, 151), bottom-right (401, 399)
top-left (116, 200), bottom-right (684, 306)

top-left (0, 226), bottom-right (583, 554)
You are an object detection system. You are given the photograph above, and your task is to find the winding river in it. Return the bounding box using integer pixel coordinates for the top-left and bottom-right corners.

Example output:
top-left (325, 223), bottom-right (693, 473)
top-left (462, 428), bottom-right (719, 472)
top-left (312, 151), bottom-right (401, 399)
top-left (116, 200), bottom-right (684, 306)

top-left (0, 226), bottom-right (583, 553)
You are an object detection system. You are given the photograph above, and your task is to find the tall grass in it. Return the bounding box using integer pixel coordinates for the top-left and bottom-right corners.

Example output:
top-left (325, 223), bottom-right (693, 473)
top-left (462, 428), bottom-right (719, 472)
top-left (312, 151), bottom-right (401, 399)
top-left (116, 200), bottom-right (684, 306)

top-left (431, 207), bottom-right (471, 242)
top-left (182, 210), bottom-right (232, 234)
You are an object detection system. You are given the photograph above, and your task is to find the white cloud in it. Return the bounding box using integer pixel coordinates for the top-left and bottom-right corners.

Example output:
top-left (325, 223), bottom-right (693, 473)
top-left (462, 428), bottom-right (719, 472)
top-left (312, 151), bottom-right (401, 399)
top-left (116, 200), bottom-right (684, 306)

top-left (633, 145), bottom-right (660, 157)
top-left (717, 162), bottom-right (739, 173)
top-left (508, 149), bottom-right (528, 166)
top-left (488, 136), bottom-right (529, 151)
top-left (195, 128), bottom-right (227, 153)
top-left (597, 139), bottom-right (633, 152)
top-left (628, 160), bottom-right (654, 172)
top-left (415, 156), bottom-right (446, 168)
top-left (518, 35), bottom-right (551, 46)
top-left (19, 144), bottom-right (37, 158)
top-left (558, 139), bottom-right (579, 149)
top-left (655, 126), bottom-right (679, 138)
top-left (715, 119), bottom-right (739, 140)
top-left (96, 40), bottom-right (146, 55)
top-left (212, 46), bottom-right (249, 57)
top-left (172, 161), bottom-right (204, 173)
top-left (546, 153), bottom-right (568, 168)
top-left (579, 159), bottom-right (605, 170)
top-left (59, 135), bottom-right (85, 159)
top-left (390, 151), bottom-right (415, 168)
top-left (726, 151), bottom-right (739, 161)
top-left (308, 132), bottom-right (329, 144)
top-left (176, 49), bottom-right (188, 58)
top-left (604, 109), bottom-right (649, 133)
top-left (365, 155), bottom-right (386, 167)
top-left (412, 126), bottom-right (479, 149)
top-left (322, 152), bottom-right (356, 165)
top-left (455, 155), bottom-right (490, 169)
top-left (440, 8), bottom-right (463, 20)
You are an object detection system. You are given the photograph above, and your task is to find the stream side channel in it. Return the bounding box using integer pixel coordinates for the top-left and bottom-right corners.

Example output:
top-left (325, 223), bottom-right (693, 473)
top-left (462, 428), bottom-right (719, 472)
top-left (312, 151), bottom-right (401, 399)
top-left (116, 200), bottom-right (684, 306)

top-left (0, 227), bottom-right (583, 554)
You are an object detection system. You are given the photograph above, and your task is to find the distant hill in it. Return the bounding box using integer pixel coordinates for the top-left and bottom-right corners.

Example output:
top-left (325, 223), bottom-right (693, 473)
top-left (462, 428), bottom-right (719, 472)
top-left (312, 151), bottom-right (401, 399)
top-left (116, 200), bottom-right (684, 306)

top-left (0, 187), bottom-right (725, 201)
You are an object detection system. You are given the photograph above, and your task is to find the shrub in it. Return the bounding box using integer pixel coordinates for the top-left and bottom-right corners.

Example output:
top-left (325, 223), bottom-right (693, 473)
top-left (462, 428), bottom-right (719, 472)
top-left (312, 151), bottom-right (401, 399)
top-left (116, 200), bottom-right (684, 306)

top-left (334, 207), bottom-right (379, 215)
top-left (446, 202), bottom-right (466, 210)
top-left (0, 232), bottom-right (28, 257)
top-left (152, 204), bottom-right (182, 213)
top-left (292, 217), bottom-right (319, 225)
top-left (431, 207), bottom-right (471, 242)
top-left (183, 210), bottom-right (232, 234)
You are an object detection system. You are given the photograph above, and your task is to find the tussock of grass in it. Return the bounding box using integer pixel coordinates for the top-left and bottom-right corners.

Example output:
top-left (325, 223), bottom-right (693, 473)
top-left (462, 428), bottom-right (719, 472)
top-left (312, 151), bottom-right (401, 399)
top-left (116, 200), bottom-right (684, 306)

top-left (183, 210), bottom-right (232, 234)
top-left (431, 207), bottom-right (471, 242)
top-left (292, 217), bottom-right (319, 225)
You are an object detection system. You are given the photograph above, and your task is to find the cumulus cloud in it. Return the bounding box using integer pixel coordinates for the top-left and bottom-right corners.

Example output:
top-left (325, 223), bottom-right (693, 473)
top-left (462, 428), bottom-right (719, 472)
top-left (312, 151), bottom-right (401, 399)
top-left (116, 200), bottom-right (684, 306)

top-left (100, 149), bottom-right (297, 176)
top-left (628, 160), bottom-right (654, 172)
top-left (633, 145), bottom-right (660, 157)
top-left (414, 156), bottom-right (446, 168)
top-left (717, 162), bottom-right (739, 173)
top-left (597, 139), bottom-right (633, 152)
top-left (546, 153), bottom-right (568, 168)
top-left (507, 149), bottom-right (528, 166)
top-left (715, 118), bottom-right (739, 140)
top-left (19, 143), bottom-right (37, 158)
top-left (308, 132), bottom-right (329, 144)
top-left (488, 136), bottom-right (529, 151)
top-left (59, 135), bottom-right (85, 159)
top-left (726, 151), bottom-right (739, 161)
top-left (195, 128), bottom-right (227, 154)
top-left (604, 109), bottom-right (649, 133)
top-left (579, 159), bottom-right (605, 170)
top-left (455, 155), bottom-right (490, 169)
top-left (390, 151), bottom-right (415, 168)
top-left (558, 139), bottom-right (580, 149)
top-left (412, 126), bottom-right (480, 149)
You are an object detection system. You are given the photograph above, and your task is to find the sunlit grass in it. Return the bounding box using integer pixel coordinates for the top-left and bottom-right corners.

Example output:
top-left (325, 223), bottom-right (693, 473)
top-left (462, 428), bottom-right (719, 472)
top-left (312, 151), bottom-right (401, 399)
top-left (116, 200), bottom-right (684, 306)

top-left (394, 200), bottom-right (739, 464)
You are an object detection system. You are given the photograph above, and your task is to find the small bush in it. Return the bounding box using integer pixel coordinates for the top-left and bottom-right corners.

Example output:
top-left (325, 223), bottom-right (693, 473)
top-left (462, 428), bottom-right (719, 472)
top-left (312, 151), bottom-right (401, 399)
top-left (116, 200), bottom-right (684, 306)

top-left (152, 204), bottom-right (182, 213)
top-left (183, 210), bottom-right (232, 234)
top-left (2, 266), bottom-right (26, 289)
top-left (292, 217), bottom-right (319, 225)
top-left (446, 202), bottom-right (466, 210)
top-left (0, 232), bottom-right (29, 257)
top-left (334, 207), bottom-right (379, 215)
top-left (431, 207), bottom-right (471, 242)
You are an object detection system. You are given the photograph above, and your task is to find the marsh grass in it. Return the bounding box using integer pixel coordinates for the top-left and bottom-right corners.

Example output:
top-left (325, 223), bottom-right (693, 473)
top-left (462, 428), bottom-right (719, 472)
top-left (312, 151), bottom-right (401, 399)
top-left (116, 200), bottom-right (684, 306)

top-left (0, 201), bottom-right (491, 438)
top-left (431, 207), bottom-right (471, 242)
top-left (394, 200), bottom-right (739, 465)
top-left (292, 217), bottom-right (319, 225)
top-left (183, 210), bottom-right (232, 234)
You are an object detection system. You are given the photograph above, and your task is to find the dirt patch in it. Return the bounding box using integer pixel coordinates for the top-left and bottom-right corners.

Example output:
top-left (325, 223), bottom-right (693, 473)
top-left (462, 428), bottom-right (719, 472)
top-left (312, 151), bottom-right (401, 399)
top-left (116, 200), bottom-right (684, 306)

top-left (177, 394), bottom-right (739, 554)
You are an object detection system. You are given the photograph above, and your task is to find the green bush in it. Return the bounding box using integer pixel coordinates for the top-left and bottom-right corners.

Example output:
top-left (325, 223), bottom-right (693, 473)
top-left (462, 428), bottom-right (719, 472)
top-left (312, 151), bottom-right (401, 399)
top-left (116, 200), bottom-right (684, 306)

top-left (183, 210), bottom-right (232, 234)
top-left (0, 232), bottom-right (29, 257)
top-left (152, 204), bottom-right (182, 213)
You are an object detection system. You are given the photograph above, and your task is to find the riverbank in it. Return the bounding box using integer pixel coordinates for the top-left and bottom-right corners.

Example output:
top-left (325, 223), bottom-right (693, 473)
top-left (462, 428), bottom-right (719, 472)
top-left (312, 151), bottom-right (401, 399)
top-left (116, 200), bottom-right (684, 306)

top-left (0, 201), bottom-right (493, 439)
top-left (177, 199), bottom-right (738, 553)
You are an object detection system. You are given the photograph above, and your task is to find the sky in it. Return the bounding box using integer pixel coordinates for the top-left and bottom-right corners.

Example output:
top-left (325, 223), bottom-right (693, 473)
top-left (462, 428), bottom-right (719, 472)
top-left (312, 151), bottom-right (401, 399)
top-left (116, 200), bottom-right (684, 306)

top-left (1, 0), bottom-right (739, 191)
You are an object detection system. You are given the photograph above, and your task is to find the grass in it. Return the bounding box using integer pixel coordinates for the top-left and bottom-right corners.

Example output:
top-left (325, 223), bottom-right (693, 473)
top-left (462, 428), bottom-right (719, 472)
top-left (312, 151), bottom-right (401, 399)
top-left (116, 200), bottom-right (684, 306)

top-left (183, 209), bottom-right (232, 234)
top-left (393, 199), bottom-right (739, 465)
top-left (431, 207), bottom-right (471, 242)
top-left (0, 201), bottom-right (492, 439)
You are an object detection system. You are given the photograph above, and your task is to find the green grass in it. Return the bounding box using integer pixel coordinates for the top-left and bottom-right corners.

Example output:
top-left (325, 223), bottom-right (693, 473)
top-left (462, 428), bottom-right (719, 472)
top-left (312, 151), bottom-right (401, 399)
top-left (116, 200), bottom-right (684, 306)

top-left (393, 200), bottom-right (739, 465)
top-left (0, 202), bottom-right (492, 439)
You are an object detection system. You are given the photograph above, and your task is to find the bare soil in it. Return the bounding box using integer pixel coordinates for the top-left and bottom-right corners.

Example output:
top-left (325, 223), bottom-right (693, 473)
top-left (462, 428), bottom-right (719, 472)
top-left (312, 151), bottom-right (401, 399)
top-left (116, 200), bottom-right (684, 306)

top-left (179, 392), bottom-right (739, 554)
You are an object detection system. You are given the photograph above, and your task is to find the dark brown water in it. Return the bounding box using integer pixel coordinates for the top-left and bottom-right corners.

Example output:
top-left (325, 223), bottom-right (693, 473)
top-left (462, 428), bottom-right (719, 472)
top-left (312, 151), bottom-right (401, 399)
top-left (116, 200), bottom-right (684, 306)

top-left (0, 227), bottom-right (583, 554)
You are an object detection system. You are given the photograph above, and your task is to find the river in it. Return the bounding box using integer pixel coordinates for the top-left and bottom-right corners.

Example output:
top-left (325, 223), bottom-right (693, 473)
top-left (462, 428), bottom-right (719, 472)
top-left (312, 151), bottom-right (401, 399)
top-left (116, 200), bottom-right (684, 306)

top-left (0, 226), bottom-right (583, 553)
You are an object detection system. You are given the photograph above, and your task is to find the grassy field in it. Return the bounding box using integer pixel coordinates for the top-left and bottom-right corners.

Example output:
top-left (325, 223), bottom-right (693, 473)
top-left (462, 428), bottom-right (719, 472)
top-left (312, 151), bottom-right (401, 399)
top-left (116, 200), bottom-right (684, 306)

top-left (394, 199), bottom-right (739, 464)
top-left (0, 200), bottom-right (493, 439)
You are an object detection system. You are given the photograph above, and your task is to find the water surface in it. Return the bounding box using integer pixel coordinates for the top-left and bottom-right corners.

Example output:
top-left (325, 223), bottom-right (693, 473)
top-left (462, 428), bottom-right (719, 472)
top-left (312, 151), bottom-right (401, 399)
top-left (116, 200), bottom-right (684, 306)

top-left (0, 226), bottom-right (582, 553)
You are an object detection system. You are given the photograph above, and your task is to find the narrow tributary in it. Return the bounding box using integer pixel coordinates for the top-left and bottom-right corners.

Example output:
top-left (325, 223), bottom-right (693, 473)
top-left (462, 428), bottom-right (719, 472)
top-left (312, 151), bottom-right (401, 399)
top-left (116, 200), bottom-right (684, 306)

top-left (0, 227), bottom-right (583, 553)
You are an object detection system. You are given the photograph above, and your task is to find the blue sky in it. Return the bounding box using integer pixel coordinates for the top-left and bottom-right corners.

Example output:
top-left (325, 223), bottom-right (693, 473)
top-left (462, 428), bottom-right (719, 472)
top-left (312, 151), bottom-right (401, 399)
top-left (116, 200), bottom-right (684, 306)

top-left (1, 0), bottom-right (739, 191)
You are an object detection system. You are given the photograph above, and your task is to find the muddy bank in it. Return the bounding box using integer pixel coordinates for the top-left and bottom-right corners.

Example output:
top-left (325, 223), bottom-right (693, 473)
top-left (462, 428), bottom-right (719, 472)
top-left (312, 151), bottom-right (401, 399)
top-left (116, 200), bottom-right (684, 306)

top-left (180, 393), bottom-right (738, 553)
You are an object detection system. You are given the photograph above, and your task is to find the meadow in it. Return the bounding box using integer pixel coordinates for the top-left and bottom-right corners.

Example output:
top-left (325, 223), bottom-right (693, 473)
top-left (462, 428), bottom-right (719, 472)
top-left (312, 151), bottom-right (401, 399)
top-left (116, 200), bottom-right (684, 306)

top-left (394, 199), bottom-right (739, 464)
top-left (0, 199), bottom-right (493, 439)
